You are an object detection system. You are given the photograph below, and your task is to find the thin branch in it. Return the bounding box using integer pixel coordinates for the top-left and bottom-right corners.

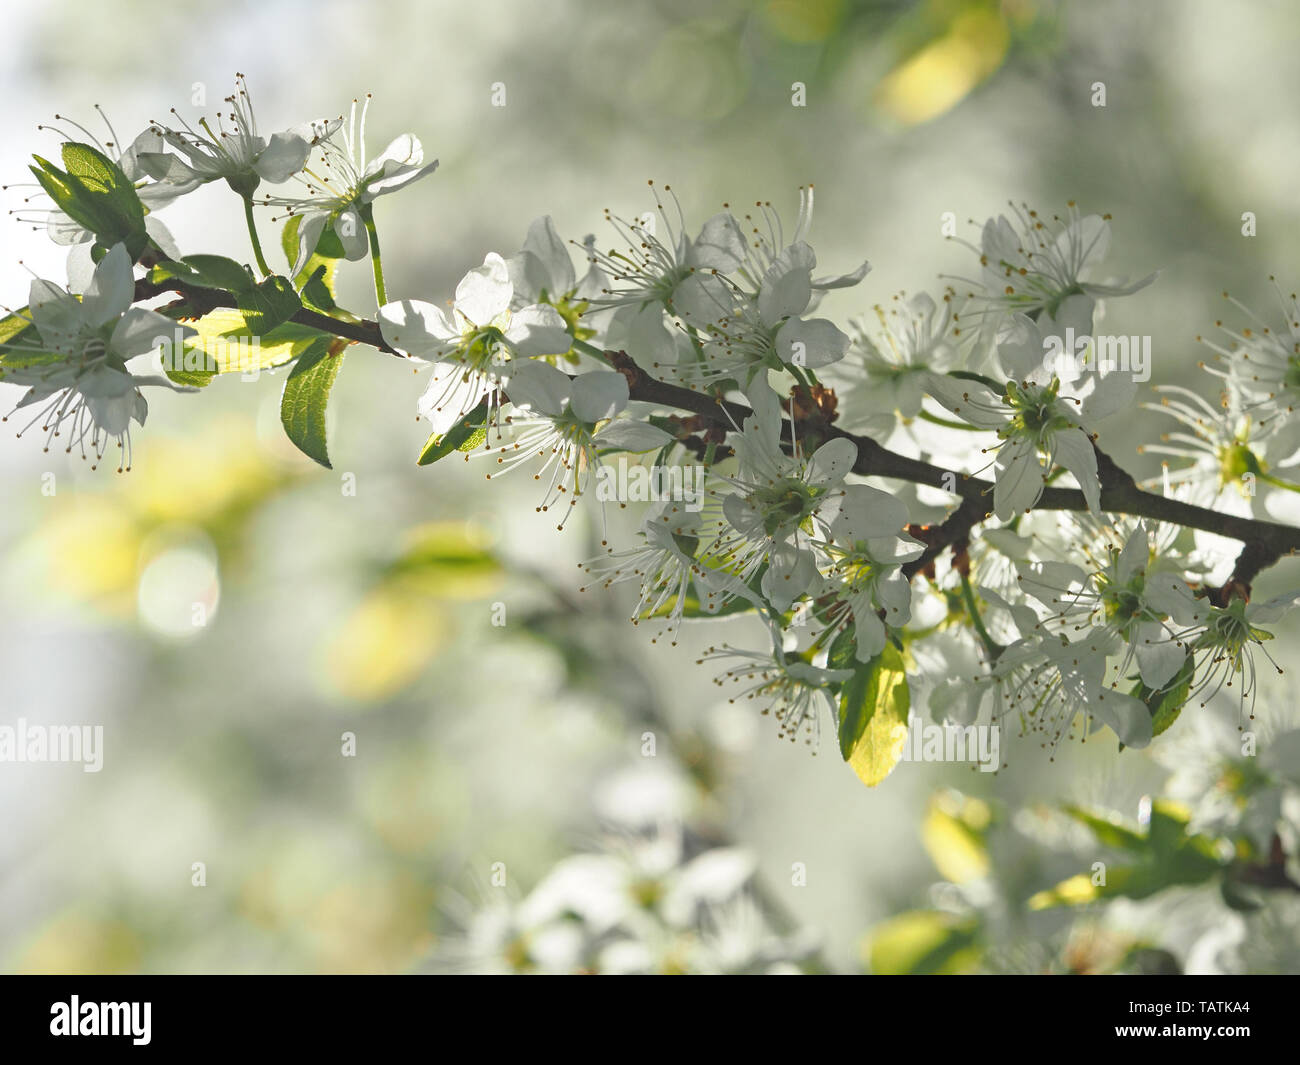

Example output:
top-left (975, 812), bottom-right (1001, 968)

top-left (135, 275), bottom-right (1300, 588)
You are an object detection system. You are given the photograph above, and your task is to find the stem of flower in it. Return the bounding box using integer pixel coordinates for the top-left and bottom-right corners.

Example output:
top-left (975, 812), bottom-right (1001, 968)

top-left (947, 369), bottom-right (1003, 392)
top-left (918, 409), bottom-right (986, 432)
top-left (572, 338), bottom-right (614, 366)
top-left (960, 572), bottom-right (1002, 660)
top-left (1259, 471), bottom-right (1300, 495)
top-left (360, 203), bottom-right (386, 306)
top-left (243, 197), bottom-right (271, 277)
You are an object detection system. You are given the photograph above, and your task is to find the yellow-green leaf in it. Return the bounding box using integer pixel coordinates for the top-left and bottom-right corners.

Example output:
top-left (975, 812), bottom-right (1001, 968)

top-left (838, 644), bottom-right (910, 787)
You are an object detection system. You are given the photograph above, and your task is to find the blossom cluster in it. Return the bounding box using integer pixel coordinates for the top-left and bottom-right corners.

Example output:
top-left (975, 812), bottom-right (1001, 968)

top-left (3, 78), bottom-right (1299, 783)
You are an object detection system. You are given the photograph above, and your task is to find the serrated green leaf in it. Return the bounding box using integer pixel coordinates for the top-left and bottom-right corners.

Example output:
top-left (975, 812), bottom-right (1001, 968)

top-left (238, 275), bottom-right (302, 335)
top-left (838, 644), bottom-right (910, 786)
top-left (149, 254), bottom-right (256, 294)
top-left (281, 337), bottom-right (346, 467)
top-left (417, 400), bottom-right (491, 466)
top-left (184, 254), bottom-right (256, 293)
top-left (179, 310), bottom-right (329, 376)
top-left (301, 264), bottom-right (337, 312)
top-left (31, 144), bottom-right (146, 257)
top-left (163, 366), bottom-right (216, 388)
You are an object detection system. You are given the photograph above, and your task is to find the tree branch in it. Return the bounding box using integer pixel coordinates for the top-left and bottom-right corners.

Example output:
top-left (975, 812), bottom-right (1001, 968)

top-left (136, 276), bottom-right (1300, 589)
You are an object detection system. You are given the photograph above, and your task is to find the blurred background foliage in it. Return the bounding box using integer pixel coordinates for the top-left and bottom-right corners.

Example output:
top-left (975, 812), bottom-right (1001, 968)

top-left (2, 0), bottom-right (1300, 973)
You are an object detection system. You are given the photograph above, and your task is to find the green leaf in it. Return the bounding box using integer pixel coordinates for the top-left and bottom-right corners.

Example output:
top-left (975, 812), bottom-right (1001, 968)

top-left (0, 307), bottom-right (37, 363)
top-left (417, 399), bottom-right (491, 466)
top-left (30, 143), bottom-right (147, 258)
top-left (280, 337), bottom-right (346, 468)
top-left (921, 793), bottom-right (992, 884)
top-left (865, 911), bottom-right (981, 975)
top-left (1033, 800), bottom-right (1227, 908)
top-left (281, 215), bottom-right (344, 311)
top-left (301, 265), bottom-right (337, 313)
top-left (238, 275), bottom-right (302, 335)
top-left (1061, 805), bottom-right (1149, 853)
top-left (384, 521), bottom-right (503, 599)
top-left (838, 644), bottom-right (910, 786)
top-left (1129, 653), bottom-right (1194, 739)
top-left (174, 310), bottom-right (330, 379)
top-left (148, 255), bottom-right (262, 307)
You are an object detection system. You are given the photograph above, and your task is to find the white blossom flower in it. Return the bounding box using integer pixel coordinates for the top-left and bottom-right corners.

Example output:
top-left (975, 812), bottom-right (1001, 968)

top-left (1199, 281), bottom-right (1300, 419)
top-left (699, 643), bottom-right (852, 750)
top-left (926, 317), bottom-right (1134, 520)
top-left (1140, 384), bottom-right (1300, 515)
top-left (379, 253), bottom-right (571, 436)
top-left (683, 239), bottom-right (852, 388)
top-left (1016, 524), bottom-right (1204, 690)
top-left (259, 94), bottom-right (438, 274)
top-left (585, 184), bottom-right (746, 326)
top-left (484, 359), bottom-right (672, 526)
top-left (726, 186), bottom-right (871, 298)
top-left (141, 74), bottom-right (322, 198)
top-left (7, 110), bottom-right (184, 259)
top-left (989, 631), bottom-right (1154, 753)
top-left (580, 501), bottom-right (741, 644)
top-left (955, 202), bottom-right (1155, 337)
top-left (1, 243), bottom-right (194, 470)
top-left (707, 387), bottom-right (866, 610)
top-left (814, 488), bottom-right (925, 662)
top-left (833, 291), bottom-right (965, 428)
top-left (1180, 591), bottom-right (1299, 722)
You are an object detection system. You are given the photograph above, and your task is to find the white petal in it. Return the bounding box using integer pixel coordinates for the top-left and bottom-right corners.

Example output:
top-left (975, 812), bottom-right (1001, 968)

top-left (762, 543), bottom-right (817, 611)
top-left (82, 243), bottom-right (134, 328)
top-left (378, 300), bottom-right (459, 358)
top-left (254, 130), bottom-right (312, 183)
top-left (28, 278), bottom-right (83, 351)
top-left (570, 371), bottom-right (629, 422)
top-left (1079, 368), bottom-right (1136, 423)
top-left (811, 259), bottom-right (871, 290)
top-left (757, 242), bottom-right (815, 325)
top-left (1135, 623), bottom-right (1185, 690)
top-left (333, 207), bottom-right (369, 261)
top-left (504, 304), bottom-right (571, 357)
top-left (925, 374), bottom-right (1008, 430)
top-left (291, 211), bottom-right (330, 277)
top-left (806, 437), bottom-right (857, 486)
top-left (854, 611), bottom-right (887, 662)
top-left (1091, 689), bottom-right (1152, 749)
top-left (994, 314), bottom-right (1044, 382)
top-left (1116, 527), bottom-right (1148, 582)
top-left (362, 134), bottom-right (422, 180)
top-left (1051, 427), bottom-right (1100, 512)
top-left (110, 307), bottom-right (187, 358)
top-left (417, 369), bottom-right (488, 435)
top-left (505, 358), bottom-right (571, 416)
top-left (593, 419), bottom-right (674, 452)
top-left (993, 439), bottom-right (1045, 520)
top-left (826, 485), bottom-right (908, 541)
top-left (689, 212), bottom-right (746, 272)
top-left (455, 254), bottom-right (513, 328)
top-left (774, 317), bottom-right (849, 369)
top-left (671, 271), bottom-right (733, 326)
